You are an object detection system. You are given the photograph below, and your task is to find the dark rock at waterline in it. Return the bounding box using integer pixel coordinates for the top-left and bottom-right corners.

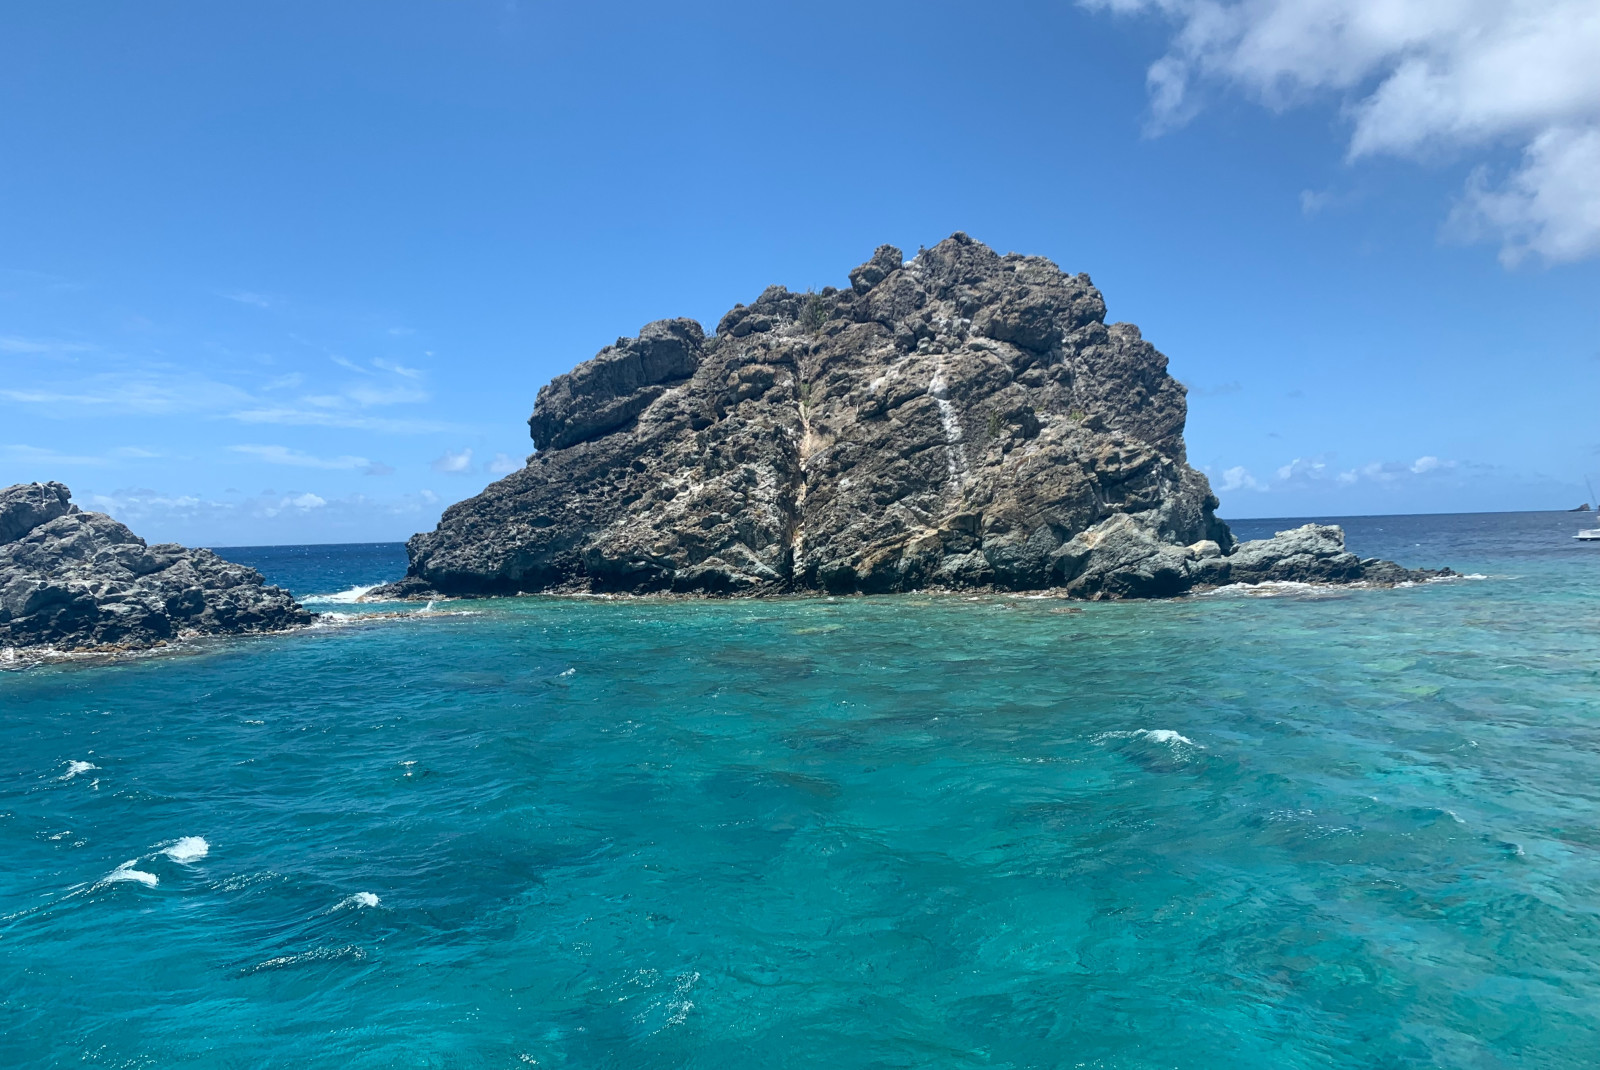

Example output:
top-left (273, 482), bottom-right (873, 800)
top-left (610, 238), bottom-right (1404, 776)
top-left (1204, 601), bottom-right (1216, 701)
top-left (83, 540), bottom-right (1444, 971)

top-left (0, 482), bottom-right (313, 652)
top-left (377, 234), bottom-right (1448, 599)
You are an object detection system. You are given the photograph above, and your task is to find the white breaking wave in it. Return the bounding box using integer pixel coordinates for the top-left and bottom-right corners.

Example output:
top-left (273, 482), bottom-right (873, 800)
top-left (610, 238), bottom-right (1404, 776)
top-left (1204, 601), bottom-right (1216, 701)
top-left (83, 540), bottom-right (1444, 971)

top-left (104, 861), bottom-right (159, 887)
top-left (1137, 729), bottom-right (1195, 746)
top-left (60, 760), bottom-right (98, 780)
top-left (163, 837), bottom-right (209, 863)
top-left (1096, 728), bottom-right (1200, 747)
top-left (331, 891), bottom-right (381, 911)
top-left (302, 585), bottom-right (378, 605)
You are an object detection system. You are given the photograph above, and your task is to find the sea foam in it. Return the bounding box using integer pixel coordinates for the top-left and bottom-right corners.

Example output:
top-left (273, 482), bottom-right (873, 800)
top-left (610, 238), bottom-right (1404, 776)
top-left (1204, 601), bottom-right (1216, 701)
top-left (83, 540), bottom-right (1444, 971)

top-left (105, 861), bottom-right (159, 887)
top-left (163, 837), bottom-right (210, 863)
top-left (1095, 729), bottom-right (1200, 747)
top-left (332, 892), bottom-right (381, 911)
top-left (302, 585), bottom-right (379, 605)
top-left (60, 760), bottom-right (98, 780)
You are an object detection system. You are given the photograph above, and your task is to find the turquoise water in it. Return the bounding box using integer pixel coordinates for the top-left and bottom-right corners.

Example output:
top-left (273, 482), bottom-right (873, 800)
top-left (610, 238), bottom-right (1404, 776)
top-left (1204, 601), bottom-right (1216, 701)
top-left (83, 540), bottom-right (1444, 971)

top-left (4, 514), bottom-right (1600, 1068)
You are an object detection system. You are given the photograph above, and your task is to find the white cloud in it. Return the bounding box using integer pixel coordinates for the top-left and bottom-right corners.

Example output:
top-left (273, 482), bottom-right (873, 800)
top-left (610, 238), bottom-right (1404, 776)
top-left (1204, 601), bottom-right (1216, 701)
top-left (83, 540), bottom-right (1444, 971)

top-left (1450, 125), bottom-right (1600, 264)
top-left (1211, 452), bottom-right (1459, 494)
top-left (1336, 455), bottom-right (1458, 484)
top-left (1275, 456), bottom-right (1328, 483)
top-left (486, 452), bottom-right (522, 475)
top-left (1218, 464), bottom-right (1267, 491)
top-left (1085, 0), bottom-right (1600, 263)
top-left (228, 444), bottom-right (376, 470)
top-left (431, 448), bottom-right (473, 474)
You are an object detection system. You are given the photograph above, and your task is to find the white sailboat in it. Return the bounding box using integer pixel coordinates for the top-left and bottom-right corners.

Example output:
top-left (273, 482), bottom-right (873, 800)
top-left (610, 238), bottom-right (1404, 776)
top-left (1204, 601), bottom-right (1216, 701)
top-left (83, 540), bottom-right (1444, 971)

top-left (1576, 478), bottom-right (1600, 540)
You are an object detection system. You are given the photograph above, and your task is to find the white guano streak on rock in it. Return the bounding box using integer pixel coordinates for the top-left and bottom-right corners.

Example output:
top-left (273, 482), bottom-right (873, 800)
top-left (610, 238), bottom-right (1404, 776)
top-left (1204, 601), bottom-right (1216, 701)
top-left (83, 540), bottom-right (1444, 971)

top-left (928, 369), bottom-right (968, 491)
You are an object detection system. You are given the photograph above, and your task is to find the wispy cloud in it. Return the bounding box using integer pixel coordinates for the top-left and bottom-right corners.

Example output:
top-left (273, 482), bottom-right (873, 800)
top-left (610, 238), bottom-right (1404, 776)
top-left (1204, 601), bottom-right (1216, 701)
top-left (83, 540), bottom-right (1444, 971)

top-left (1, 443), bottom-right (110, 466)
top-left (228, 444), bottom-right (377, 470)
top-left (227, 407), bottom-right (460, 433)
top-left (0, 335), bottom-right (93, 355)
top-left (372, 357), bottom-right (423, 378)
top-left (222, 291), bottom-right (277, 309)
top-left (79, 487), bottom-right (451, 545)
top-left (0, 374), bottom-right (255, 415)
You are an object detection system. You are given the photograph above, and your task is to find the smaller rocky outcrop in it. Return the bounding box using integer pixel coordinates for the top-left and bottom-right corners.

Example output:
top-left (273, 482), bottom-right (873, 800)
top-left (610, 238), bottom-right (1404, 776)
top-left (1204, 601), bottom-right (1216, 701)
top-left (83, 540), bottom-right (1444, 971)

top-left (1053, 516), bottom-right (1451, 598)
top-left (0, 482), bottom-right (312, 653)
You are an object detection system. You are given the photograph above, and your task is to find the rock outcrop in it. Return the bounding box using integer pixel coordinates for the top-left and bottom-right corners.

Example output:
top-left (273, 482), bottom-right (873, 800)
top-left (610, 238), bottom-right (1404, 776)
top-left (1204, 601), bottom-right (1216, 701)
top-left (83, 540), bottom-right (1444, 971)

top-left (0, 482), bottom-right (313, 652)
top-left (379, 234), bottom-right (1448, 599)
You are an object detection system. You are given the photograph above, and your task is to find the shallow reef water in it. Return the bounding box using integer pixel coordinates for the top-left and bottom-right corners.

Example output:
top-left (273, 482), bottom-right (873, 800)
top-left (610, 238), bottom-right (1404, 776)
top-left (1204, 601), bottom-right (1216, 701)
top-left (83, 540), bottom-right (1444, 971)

top-left (3, 513), bottom-right (1599, 1068)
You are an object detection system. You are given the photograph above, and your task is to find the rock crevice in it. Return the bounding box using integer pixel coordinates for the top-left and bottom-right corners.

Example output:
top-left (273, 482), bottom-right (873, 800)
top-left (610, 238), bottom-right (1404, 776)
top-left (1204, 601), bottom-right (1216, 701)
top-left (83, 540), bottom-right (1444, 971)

top-left (381, 234), bottom-right (1447, 598)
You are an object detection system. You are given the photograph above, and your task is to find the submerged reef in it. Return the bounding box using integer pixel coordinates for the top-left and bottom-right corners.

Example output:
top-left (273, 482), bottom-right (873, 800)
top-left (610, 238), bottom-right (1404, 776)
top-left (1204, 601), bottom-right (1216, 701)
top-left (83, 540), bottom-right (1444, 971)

top-left (379, 233), bottom-right (1448, 599)
top-left (0, 482), bottom-right (311, 652)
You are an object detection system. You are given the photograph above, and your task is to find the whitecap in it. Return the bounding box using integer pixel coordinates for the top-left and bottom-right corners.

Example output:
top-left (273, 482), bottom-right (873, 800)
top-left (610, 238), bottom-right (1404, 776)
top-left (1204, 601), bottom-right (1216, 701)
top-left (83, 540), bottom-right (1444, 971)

top-left (1094, 729), bottom-right (1200, 747)
top-left (60, 760), bottom-right (98, 781)
top-left (1137, 729), bottom-right (1196, 746)
top-left (332, 891), bottom-right (381, 910)
top-left (105, 861), bottom-right (159, 887)
top-left (164, 836), bottom-right (209, 863)
top-left (558, 668), bottom-right (576, 677)
top-left (301, 585), bottom-right (379, 605)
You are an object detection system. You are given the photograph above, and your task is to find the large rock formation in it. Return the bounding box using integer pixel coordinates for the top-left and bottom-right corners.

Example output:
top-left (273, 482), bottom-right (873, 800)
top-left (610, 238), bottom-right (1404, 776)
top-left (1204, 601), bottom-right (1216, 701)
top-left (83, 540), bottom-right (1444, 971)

top-left (380, 234), bottom-right (1447, 598)
top-left (0, 482), bottom-right (312, 652)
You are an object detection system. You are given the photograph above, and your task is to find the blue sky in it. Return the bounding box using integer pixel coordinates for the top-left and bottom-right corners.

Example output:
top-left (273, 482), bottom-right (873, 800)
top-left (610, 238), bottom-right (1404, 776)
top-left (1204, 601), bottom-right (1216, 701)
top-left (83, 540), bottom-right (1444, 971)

top-left (3, 1), bottom-right (1597, 544)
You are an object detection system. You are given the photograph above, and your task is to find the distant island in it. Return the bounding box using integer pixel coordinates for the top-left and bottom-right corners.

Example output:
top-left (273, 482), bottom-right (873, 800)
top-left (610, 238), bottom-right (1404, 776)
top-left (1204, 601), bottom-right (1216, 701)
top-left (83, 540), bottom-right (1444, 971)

top-left (378, 234), bottom-right (1447, 600)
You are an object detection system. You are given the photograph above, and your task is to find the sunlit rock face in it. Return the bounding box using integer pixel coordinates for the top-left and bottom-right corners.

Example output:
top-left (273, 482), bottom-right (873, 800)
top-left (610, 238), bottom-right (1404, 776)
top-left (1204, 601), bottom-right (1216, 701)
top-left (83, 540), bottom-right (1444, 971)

top-left (382, 234), bottom-right (1443, 598)
top-left (0, 481), bottom-right (312, 651)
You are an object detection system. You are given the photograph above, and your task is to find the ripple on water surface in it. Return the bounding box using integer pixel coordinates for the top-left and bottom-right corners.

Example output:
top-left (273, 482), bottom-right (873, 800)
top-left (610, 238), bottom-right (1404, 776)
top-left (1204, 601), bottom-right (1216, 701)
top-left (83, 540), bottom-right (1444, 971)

top-left (3, 513), bottom-right (1600, 1068)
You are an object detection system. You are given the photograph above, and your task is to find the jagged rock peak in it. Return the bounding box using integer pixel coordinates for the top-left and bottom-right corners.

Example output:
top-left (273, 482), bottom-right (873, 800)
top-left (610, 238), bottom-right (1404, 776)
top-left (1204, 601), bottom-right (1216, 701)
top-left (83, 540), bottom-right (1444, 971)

top-left (0, 482), bottom-right (313, 653)
top-left (378, 234), bottom-right (1447, 598)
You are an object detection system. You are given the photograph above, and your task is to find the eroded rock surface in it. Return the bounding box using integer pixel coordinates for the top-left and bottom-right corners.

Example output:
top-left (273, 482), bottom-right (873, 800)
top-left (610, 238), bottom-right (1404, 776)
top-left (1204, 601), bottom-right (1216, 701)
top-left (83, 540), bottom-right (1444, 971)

top-left (0, 482), bottom-right (313, 652)
top-left (380, 234), bottom-right (1447, 598)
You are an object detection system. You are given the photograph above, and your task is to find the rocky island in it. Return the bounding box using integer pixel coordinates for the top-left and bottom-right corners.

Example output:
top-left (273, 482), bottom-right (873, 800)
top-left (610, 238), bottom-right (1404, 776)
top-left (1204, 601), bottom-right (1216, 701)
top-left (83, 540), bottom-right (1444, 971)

top-left (0, 481), bottom-right (312, 653)
top-left (379, 233), bottom-right (1448, 599)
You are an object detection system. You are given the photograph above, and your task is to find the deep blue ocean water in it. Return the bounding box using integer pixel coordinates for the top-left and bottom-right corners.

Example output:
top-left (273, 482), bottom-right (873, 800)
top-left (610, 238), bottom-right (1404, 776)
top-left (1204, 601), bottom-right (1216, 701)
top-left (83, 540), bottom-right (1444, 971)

top-left (4, 513), bottom-right (1600, 1068)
